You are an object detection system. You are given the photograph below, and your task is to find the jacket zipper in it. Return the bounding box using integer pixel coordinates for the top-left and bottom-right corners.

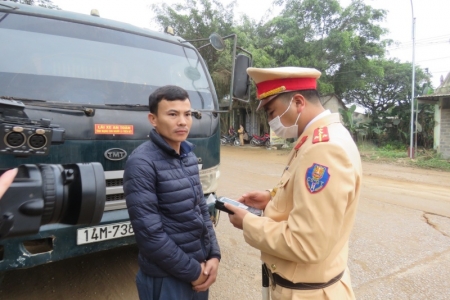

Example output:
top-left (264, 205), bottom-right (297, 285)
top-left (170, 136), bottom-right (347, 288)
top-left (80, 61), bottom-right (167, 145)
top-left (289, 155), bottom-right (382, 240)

top-left (180, 157), bottom-right (208, 258)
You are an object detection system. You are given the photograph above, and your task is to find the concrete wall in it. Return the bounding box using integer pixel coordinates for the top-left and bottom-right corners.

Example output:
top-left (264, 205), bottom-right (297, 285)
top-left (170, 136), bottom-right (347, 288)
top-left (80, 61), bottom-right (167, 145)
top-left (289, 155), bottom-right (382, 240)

top-left (440, 99), bottom-right (450, 159)
top-left (320, 95), bottom-right (344, 113)
top-left (434, 104), bottom-right (440, 151)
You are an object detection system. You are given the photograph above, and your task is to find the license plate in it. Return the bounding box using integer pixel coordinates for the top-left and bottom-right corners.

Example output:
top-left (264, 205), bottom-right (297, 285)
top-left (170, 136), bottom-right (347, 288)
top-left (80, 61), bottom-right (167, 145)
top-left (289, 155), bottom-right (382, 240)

top-left (77, 221), bottom-right (134, 245)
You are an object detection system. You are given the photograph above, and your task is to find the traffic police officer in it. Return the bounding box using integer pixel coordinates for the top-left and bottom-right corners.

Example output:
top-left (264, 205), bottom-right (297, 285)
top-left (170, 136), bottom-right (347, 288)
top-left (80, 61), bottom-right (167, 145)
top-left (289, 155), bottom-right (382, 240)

top-left (225, 67), bottom-right (362, 299)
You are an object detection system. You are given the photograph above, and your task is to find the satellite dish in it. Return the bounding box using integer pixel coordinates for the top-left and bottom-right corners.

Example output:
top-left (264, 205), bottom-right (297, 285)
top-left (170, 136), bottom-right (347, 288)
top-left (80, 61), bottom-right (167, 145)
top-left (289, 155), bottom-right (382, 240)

top-left (209, 33), bottom-right (225, 51)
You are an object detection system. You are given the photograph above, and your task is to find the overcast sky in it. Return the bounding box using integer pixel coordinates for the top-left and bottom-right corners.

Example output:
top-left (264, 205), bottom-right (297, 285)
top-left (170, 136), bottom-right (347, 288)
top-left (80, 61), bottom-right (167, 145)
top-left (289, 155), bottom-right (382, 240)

top-left (51, 0), bottom-right (449, 89)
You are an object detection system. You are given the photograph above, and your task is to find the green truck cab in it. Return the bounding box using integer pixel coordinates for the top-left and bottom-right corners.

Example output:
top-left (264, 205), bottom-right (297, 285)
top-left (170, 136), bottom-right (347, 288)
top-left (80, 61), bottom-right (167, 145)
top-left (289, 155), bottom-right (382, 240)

top-left (0, 2), bottom-right (250, 271)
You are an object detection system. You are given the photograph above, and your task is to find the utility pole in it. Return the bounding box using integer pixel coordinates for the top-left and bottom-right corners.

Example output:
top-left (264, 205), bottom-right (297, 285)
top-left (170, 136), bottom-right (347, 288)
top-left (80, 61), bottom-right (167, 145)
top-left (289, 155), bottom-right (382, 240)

top-left (409, 0), bottom-right (416, 158)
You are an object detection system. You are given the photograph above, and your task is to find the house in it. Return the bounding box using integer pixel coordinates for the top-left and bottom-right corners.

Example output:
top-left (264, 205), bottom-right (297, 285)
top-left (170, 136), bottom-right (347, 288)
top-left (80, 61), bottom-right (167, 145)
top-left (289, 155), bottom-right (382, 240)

top-left (320, 94), bottom-right (346, 113)
top-left (226, 94), bottom-right (368, 138)
top-left (320, 94), bottom-right (368, 124)
top-left (417, 72), bottom-right (450, 159)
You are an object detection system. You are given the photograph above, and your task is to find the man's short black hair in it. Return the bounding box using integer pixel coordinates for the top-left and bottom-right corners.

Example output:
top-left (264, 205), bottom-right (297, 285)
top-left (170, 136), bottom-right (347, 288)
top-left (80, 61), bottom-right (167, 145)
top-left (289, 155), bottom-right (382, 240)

top-left (148, 85), bottom-right (190, 114)
top-left (278, 90), bottom-right (321, 104)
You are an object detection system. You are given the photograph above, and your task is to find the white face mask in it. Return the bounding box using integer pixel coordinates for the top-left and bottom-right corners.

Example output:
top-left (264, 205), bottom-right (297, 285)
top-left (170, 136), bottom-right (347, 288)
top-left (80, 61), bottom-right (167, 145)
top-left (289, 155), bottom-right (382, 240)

top-left (268, 97), bottom-right (301, 138)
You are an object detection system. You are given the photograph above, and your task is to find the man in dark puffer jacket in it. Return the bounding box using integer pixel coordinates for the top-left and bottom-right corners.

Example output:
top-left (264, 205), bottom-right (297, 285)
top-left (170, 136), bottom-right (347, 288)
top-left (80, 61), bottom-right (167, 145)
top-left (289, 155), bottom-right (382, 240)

top-left (123, 85), bottom-right (221, 300)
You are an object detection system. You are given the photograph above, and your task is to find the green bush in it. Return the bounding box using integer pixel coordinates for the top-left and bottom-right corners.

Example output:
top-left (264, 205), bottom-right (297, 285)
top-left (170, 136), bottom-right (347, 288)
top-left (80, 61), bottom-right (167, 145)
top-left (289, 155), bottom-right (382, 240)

top-left (379, 141), bottom-right (407, 151)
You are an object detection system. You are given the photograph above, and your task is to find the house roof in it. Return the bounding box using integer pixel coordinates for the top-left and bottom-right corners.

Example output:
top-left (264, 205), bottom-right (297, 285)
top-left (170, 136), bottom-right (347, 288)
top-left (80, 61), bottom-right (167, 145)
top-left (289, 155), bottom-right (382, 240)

top-left (321, 94), bottom-right (367, 114)
top-left (418, 72), bottom-right (450, 103)
top-left (320, 93), bottom-right (346, 108)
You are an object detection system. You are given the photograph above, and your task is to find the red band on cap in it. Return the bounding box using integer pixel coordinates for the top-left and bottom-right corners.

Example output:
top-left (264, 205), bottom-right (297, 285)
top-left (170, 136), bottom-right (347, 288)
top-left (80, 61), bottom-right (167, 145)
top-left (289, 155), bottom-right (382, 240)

top-left (256, 78), bottom-right (317, 99)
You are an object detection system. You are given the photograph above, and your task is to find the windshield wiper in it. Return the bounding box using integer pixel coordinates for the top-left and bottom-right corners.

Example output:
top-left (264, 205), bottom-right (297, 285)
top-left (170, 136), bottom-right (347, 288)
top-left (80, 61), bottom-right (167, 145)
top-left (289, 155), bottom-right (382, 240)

top-left (104, 104), bottom-right (149, 110)
top-left (0, 96), bottom-right (46, 102)
top-left (0, 97), bottom-right (96, 115)
top-left (104, 104), bottom-right (146, 107)
top-left (0, 3), bottom-right (19, 9)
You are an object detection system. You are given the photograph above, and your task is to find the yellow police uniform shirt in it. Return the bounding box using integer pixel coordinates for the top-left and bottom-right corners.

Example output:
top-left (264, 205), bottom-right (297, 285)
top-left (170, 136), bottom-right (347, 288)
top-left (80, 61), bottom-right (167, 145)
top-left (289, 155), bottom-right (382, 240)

top-left (243, 113), bottom-right (362, 299)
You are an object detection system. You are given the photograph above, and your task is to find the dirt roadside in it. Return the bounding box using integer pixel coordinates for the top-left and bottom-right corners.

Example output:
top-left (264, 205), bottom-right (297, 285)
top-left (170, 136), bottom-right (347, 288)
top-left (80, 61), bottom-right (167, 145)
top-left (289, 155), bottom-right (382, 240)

top-left (1, 145), bottom-right (449, 299)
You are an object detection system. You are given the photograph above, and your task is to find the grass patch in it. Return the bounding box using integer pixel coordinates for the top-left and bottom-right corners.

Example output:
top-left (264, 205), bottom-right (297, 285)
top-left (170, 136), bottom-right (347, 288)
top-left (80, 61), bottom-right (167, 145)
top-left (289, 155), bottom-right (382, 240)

top-left (277, 141), bottom-right (450, 172)
top-left (358, 142), bottom-right (450, 172)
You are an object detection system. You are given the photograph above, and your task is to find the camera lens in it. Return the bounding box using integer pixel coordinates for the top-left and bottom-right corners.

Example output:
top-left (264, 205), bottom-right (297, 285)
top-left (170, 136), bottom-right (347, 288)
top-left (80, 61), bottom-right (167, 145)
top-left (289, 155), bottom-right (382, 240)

top-left (1, 163), bottom-right (105, 238)
top-left (38, 163), bottom-right (105, 226)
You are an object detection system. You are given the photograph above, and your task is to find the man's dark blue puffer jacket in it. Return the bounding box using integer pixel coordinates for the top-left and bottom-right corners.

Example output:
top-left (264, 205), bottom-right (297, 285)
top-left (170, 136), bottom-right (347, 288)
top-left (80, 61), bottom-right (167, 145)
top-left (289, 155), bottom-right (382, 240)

top-left (123, 129), bottom-right (221, 283)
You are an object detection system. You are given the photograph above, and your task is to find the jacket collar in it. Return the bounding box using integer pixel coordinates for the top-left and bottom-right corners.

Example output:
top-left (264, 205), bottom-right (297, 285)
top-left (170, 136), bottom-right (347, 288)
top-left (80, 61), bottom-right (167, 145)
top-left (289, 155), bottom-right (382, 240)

top-left (150, 129), bottom-right (194, 157)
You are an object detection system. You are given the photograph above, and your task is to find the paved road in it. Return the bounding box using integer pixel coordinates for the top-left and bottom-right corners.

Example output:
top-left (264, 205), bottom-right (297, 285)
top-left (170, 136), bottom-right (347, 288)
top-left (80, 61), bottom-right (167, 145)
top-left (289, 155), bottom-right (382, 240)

top-left (1, 146), bottom-right (449, 299)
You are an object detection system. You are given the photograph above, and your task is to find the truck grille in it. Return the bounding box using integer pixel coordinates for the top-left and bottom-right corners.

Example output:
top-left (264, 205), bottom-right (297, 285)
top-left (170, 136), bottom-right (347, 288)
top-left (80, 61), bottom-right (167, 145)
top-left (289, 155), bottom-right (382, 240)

top-left (106, 178), bottom-right (123, 187)
top-left (106, 193), bottom-right (125, 201)
top-left (104, 170), bottom-right (126, 211)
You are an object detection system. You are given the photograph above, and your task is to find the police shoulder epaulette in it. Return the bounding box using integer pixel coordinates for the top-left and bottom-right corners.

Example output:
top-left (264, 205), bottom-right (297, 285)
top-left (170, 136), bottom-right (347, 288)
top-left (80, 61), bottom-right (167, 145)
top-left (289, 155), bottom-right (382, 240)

top-left (312, 126), bottom-right (329, 144)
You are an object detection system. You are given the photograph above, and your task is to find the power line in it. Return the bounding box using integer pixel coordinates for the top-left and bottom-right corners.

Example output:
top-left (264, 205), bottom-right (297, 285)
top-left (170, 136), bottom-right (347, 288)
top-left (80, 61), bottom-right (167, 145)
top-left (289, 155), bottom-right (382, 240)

top-left (386, 34), bottom-right (450, 50)
top-left (388, 40), bottom-right (449, 51)
top-left (416, 56), bottom-right (450, 63)
top-left (388, 33), bottom-right (450, 45)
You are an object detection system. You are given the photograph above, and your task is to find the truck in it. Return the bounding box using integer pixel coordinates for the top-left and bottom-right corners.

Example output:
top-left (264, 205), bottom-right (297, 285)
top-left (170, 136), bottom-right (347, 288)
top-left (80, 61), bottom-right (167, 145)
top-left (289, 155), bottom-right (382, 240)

top-left (0, 1), bottom-right (251, 271)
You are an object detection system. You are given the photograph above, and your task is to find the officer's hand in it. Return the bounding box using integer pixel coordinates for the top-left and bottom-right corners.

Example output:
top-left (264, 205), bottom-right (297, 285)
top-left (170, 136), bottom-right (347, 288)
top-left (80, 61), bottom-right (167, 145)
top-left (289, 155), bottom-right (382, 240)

top-left (225, 203), bottom-right (248, 230)
top-left (237, 190), bottom-right (271, 210)
top-left (191, 262), bottom-right (208, 286)
top-left (0, 168), bottom-right (18, 199)
top-left (192, 258), bottom-right (219, 292)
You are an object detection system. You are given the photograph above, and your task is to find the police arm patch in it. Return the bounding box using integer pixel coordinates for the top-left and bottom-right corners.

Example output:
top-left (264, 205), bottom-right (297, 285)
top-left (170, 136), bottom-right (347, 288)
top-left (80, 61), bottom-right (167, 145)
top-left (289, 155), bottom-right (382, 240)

top-left (305, 163), bottom-right (330, 194)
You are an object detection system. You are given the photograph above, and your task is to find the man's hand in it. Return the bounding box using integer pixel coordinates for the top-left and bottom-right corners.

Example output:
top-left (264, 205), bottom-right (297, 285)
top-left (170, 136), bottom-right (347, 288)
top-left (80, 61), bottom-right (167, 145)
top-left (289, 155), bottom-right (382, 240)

top-left (0, 168), bottom-right (17, 199)
top-left (237, 190), bottom-right (271, 211)
top-left (226, 203), bottom-right (249, 230)
top-left (192, 258), bottom-right (219, 292)
top-left (191, 262), bottom-right (208, 286)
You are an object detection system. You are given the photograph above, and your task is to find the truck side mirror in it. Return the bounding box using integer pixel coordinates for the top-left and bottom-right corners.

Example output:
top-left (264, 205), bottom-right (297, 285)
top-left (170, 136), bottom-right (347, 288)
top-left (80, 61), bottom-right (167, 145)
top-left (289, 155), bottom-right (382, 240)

top-left (232, 54), bottom-right (251, 101)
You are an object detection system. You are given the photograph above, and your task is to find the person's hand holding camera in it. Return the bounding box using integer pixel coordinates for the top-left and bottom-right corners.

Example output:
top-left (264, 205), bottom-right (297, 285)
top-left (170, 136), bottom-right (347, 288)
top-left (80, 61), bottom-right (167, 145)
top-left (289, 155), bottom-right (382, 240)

top-left (0, 168), bottom-right (17, 199)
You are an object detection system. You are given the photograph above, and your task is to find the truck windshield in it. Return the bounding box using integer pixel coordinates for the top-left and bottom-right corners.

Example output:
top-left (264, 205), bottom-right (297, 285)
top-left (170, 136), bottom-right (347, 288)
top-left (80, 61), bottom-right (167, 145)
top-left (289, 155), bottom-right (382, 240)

top-left (0, 13), bottom-right (216, 110)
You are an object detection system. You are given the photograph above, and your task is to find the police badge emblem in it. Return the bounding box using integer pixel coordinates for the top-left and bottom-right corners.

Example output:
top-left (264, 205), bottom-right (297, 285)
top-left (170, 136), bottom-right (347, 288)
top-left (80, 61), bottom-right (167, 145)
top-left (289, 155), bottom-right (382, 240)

top-left (305, 163), bottom-right (330, 193)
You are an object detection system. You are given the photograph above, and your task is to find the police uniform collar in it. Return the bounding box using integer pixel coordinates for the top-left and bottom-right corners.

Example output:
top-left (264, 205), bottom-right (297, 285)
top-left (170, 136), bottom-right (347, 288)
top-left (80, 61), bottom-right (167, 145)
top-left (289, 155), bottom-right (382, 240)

top-left (296, 113), bottom-right (340, 144)
top-left (304, 110), bottom-right (331, 131)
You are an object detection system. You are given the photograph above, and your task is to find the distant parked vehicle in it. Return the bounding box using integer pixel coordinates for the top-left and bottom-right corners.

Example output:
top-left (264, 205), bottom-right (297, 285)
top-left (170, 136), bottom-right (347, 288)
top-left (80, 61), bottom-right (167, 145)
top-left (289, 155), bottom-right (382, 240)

top-left (250, 133), bottom-right (270, 147)
top-left (220, 132), bottom-right (240, 146)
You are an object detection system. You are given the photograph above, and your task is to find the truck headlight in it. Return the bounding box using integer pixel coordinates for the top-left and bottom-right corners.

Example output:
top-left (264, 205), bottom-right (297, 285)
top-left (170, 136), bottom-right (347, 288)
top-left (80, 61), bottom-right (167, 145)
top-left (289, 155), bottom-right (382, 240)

top-left (199, 165), bottom-right (220, 194)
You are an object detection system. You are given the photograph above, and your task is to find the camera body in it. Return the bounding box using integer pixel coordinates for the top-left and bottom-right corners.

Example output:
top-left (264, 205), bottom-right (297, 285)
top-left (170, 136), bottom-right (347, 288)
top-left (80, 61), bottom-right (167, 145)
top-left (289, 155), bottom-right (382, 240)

top-left (0, 99), bottom-right (106, 239)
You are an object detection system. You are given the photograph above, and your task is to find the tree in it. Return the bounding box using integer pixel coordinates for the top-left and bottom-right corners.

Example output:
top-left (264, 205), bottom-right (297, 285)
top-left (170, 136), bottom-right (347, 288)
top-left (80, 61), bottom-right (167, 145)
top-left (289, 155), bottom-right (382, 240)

top-left (339, 104), bottom-right (358, 140)
top-left (8, 0), bottom-right (60, 9)
top-left (151, 0), bottom-right (436, 146)
top-left (152, 0), bottom-right (238, 100)
top-left (343, 58), bottom-right (431, 144)
top-left (261, 0), bottom-right (389, 96)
